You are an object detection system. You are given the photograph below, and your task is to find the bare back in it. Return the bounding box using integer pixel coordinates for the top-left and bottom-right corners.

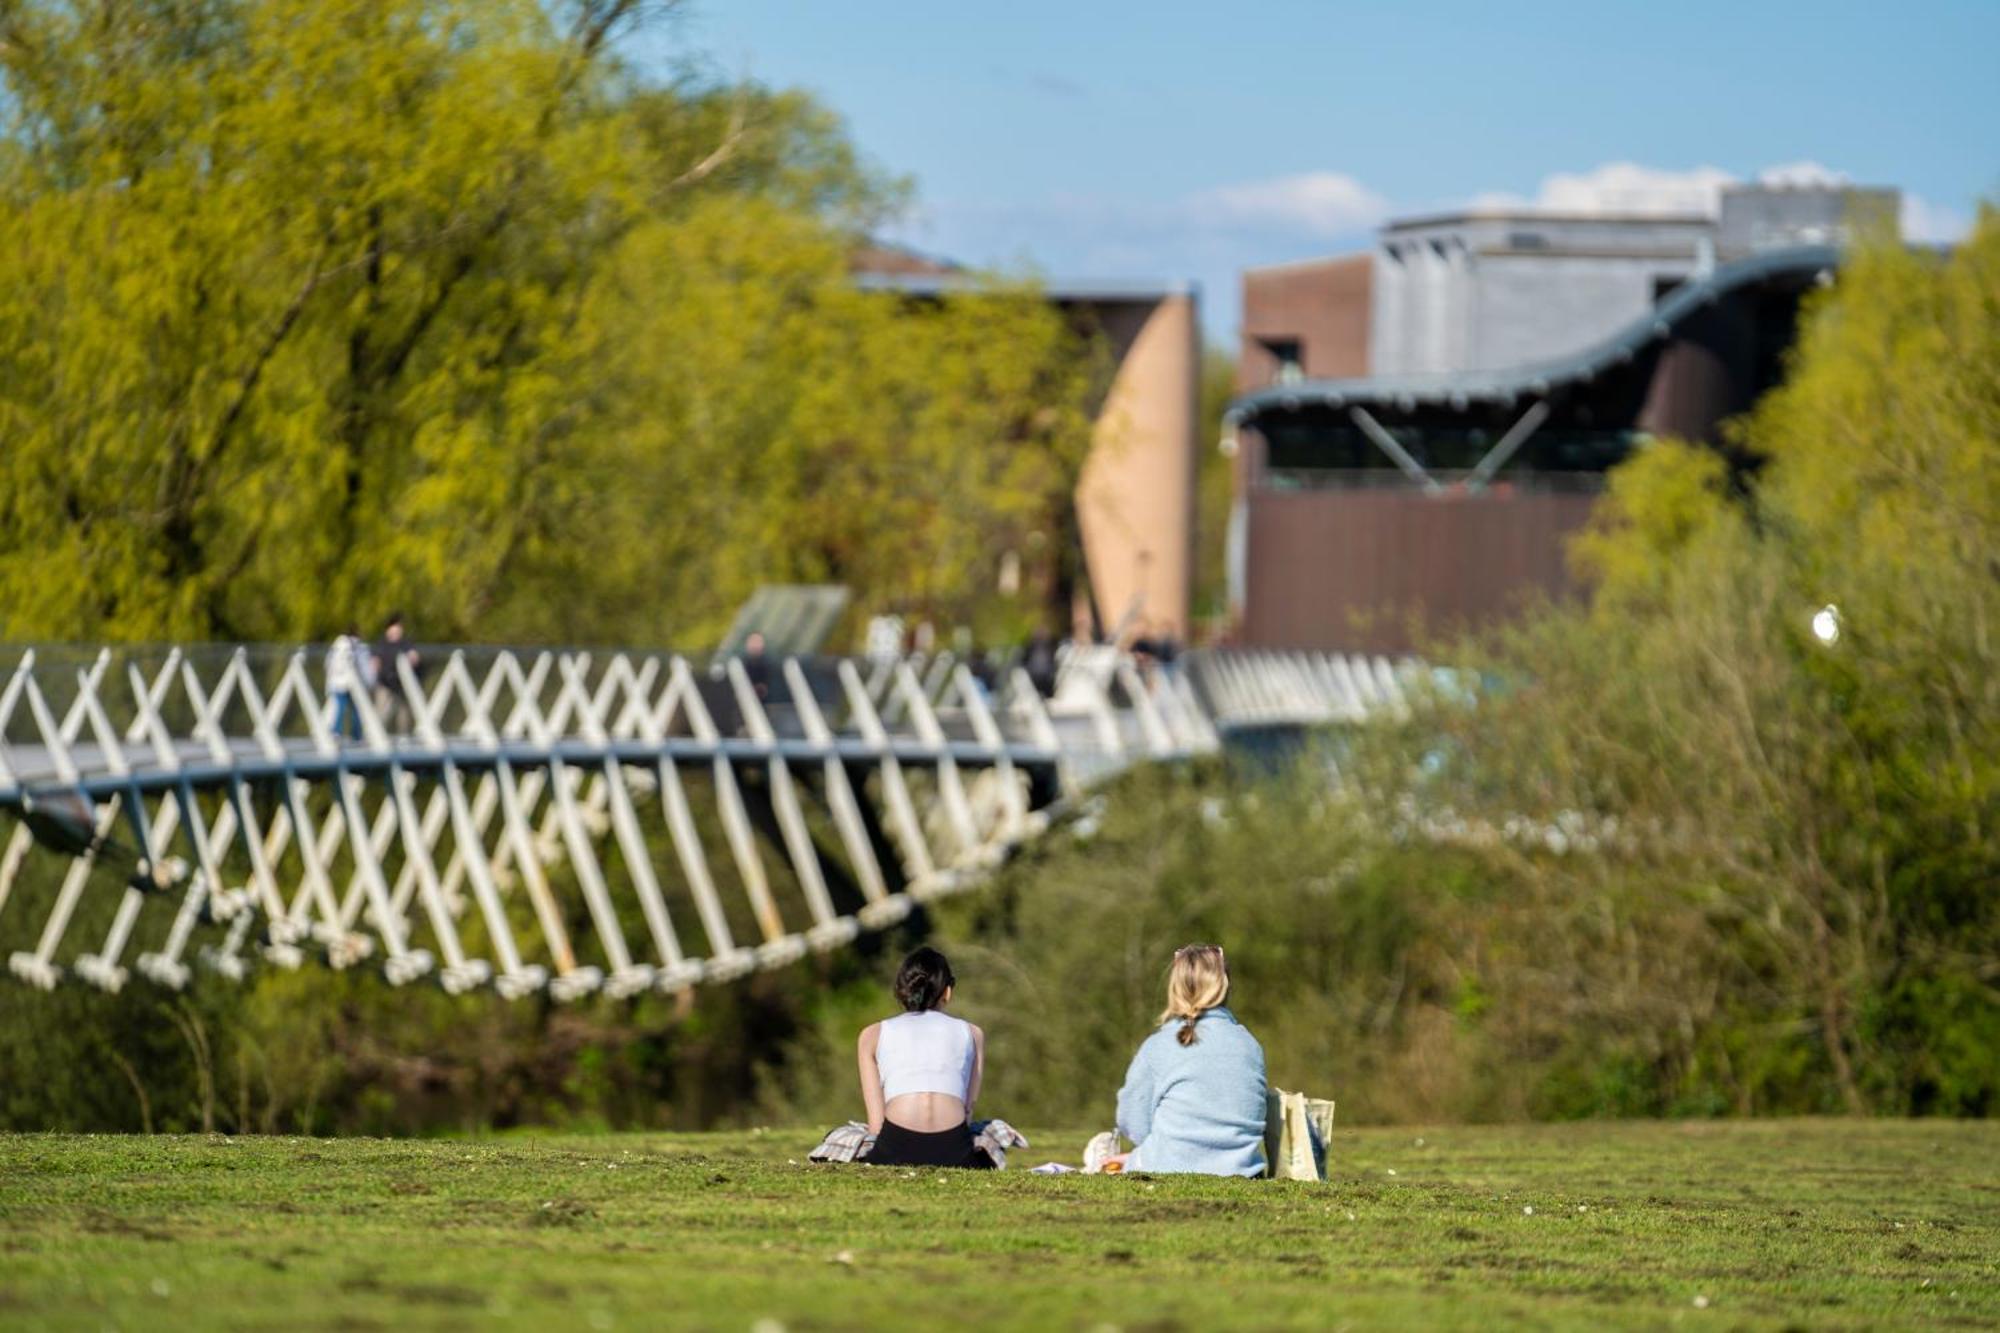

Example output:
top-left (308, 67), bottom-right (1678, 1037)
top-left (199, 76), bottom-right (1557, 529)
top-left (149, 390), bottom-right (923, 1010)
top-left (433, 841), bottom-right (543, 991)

top-left (858, 1012), bottom-right (986, 1133)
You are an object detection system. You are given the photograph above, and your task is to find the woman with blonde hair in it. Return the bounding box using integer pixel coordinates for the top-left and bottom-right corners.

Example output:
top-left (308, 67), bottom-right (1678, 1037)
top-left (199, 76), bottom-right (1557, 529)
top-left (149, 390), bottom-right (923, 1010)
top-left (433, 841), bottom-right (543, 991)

top-left (1099, 944), bottom-right (1267, 1176)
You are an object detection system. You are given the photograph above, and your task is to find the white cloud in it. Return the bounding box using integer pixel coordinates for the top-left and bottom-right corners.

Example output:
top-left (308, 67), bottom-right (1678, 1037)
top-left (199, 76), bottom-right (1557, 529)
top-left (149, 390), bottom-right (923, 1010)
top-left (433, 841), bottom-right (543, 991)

top-left (1901, 194), bottom-right (1972, 244)
top-left (1484, 161), bottom-right (1737, 217)
top-left (1472, 160), bottom-right (1856, 219)
top-left (1186, 171), bottom-right (1389, 238)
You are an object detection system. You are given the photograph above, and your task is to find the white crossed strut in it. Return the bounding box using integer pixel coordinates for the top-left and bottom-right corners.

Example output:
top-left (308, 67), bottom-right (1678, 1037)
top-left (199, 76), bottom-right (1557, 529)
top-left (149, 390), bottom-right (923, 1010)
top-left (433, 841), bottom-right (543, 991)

top-left (0, 642), bottom-right (1400, 1000)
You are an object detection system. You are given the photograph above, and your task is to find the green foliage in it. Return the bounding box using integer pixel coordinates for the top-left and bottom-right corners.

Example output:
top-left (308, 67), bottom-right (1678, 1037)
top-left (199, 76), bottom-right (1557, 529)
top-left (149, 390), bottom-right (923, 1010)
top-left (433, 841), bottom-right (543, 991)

top-left (0, 6), bottom-right (1987, 1144)
top-left (0, 0), bottom-right (1093, 646)
top-left (1569, 437), bottom-right (1734, 609)
top-left (0, 980), bottom-right (240, 1134)
top-left (1191, 342), bottom-right (1237, 629)
top-left (1402, 216), bottom-right (2000, 1116)
top-left (884, 760), bottom-right (1775, 1126)
top-left (888, 219), bottom-right (1995, 1129)
top-left (925, 763), bottom-right (1483, 1126)
top-left (540, 195), bottom-right (1095, 646)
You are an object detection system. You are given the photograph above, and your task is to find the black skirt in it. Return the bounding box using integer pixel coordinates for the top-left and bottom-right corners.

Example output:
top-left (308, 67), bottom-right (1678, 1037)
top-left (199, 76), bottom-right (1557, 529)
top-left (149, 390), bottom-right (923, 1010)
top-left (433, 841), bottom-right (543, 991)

top-left (862, 1120), bottom-right (995, 1169)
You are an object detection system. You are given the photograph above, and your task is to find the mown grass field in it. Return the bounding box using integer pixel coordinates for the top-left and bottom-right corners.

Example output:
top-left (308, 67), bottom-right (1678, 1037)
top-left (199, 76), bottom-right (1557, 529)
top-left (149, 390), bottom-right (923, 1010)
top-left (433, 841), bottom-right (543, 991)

top-left (1, 1120), bottom-right (1994, 1330)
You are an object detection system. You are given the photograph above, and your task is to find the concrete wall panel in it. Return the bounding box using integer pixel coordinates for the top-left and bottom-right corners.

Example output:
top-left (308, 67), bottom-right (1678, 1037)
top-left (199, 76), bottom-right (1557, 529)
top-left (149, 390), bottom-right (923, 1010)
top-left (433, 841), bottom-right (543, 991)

top-left (1075, 293), bottom-right (1199, 638)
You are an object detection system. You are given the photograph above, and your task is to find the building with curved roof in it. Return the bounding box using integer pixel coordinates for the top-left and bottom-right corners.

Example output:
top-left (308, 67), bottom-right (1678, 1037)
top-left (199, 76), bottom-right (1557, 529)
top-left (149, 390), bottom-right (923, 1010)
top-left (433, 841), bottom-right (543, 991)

top-left (1227, 183), bottom-right (1896, 650)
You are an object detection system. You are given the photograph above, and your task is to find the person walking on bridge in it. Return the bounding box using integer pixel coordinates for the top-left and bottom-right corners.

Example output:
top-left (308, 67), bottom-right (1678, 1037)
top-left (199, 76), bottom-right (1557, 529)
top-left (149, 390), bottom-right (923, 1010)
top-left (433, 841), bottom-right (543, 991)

top-left (324, 625), bottom-right (372, 743)
top-left (373, 613), bottom-right (420, 736)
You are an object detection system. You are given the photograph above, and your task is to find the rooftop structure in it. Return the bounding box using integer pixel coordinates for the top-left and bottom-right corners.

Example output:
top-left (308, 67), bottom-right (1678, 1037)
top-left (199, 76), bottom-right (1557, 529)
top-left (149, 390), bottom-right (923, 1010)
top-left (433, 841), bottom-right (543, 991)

top-left (1228, 183), bottom-right (1898, 651)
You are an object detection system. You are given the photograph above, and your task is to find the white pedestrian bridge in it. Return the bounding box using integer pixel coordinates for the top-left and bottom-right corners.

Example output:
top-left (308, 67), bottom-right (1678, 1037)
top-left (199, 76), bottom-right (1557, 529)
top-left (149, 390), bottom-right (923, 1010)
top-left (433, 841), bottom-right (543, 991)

top-left (0, 642), bottom-right (1411, 1000)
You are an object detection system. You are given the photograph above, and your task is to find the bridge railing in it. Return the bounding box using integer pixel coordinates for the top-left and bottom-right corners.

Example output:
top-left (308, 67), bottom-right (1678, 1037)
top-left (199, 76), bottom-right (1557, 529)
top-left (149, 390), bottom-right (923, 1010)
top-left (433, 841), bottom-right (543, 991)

top-left (0, 642), bottom-right (1411, 1000)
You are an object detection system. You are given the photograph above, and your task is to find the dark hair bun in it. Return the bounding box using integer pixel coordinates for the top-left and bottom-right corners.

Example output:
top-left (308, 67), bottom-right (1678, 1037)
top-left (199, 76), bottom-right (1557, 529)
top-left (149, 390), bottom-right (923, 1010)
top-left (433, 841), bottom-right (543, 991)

top-left (894, 947), bottom-right (955, 1012)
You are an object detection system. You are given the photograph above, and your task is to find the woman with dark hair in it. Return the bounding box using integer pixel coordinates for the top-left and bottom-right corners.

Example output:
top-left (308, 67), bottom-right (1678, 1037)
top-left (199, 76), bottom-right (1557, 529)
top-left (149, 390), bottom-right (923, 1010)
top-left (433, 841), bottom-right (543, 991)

top-left (856, 946), bottom-right (993, 1169)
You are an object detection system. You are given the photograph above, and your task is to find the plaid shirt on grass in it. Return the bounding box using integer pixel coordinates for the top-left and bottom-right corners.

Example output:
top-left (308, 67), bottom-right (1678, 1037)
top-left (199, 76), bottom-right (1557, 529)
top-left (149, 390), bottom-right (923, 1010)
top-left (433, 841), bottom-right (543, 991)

top-left (808, 1119), bottom-right (1028, 1168)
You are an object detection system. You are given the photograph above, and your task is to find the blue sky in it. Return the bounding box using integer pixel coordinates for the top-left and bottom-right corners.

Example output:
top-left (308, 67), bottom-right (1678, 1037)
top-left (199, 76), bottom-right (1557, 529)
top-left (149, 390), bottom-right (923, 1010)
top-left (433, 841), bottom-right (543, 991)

top-left (656, 1), bottom-right (1997, 343)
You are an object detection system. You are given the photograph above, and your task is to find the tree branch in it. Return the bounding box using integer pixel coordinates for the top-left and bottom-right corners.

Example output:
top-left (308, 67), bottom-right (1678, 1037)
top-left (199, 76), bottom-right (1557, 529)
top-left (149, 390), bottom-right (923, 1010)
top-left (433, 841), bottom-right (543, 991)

top-left (663, 93), bottom-right (748, 192)
top-left (209, 245), bottom-right (329, 459)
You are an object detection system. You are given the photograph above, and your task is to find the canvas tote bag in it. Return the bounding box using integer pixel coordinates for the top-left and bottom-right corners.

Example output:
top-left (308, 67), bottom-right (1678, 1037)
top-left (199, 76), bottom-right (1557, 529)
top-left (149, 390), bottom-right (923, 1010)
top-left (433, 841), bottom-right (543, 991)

top-left (1264, 1087), bottom-right (1336, 1181)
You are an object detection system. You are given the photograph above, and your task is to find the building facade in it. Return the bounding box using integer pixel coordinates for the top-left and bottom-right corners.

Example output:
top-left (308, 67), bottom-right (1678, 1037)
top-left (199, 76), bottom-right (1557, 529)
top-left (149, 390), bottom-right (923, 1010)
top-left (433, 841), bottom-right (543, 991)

top-left (858, 265), bottom-right (1200, 641)
top-left (1369, 211), bottom-right (1714, 377)
top-left (1239, 253), bottom-right (1372, 387)
top-left (1230, 184), bottom-right (1898, 651)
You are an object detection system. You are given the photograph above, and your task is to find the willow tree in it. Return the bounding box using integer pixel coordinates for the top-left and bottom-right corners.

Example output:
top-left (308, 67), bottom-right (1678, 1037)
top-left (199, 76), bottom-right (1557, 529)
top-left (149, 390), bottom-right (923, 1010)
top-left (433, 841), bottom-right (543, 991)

top-left (512, 193), bottom-right (1096, 647)
top-left (0, 0), bottom-right (1093, 645)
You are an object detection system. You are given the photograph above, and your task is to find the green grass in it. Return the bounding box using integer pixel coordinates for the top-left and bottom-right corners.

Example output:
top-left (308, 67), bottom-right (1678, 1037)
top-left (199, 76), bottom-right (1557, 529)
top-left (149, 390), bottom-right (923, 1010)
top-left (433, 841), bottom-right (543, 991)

top-left (1, 1120), bottom-right (1995, 1330)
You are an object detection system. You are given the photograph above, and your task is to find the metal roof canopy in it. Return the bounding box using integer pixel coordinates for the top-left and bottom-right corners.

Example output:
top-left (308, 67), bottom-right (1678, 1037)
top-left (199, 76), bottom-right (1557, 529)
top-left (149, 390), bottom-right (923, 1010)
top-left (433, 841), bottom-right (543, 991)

top-left (1230, 244), bottom-right (1839, 423)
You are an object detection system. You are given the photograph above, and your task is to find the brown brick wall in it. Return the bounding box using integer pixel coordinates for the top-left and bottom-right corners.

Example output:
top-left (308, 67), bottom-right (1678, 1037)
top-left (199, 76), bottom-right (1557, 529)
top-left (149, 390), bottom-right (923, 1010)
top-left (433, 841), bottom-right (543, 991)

top-left (1237, 254), bottom-right (1372, 391)
top-left (1240, 486), bottom-right (1600, 652)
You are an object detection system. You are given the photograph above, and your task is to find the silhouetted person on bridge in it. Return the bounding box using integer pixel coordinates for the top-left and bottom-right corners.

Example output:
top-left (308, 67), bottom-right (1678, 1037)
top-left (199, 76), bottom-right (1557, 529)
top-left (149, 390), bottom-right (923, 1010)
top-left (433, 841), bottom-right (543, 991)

top-left (373, 613), bottom-right (420, 736)
top-left (741, 631), bottom-right (771, 703)
top-left (1132, 620), bottom-right (1181, 669)
top-left (1024, 630), bottom-right (1059, 698)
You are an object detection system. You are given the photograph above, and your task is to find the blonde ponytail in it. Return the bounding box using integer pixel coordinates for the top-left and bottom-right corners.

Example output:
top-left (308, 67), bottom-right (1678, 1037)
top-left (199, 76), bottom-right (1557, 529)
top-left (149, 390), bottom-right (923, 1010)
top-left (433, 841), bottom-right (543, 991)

top-left (1159, 944), bottom-right (1229, 1046)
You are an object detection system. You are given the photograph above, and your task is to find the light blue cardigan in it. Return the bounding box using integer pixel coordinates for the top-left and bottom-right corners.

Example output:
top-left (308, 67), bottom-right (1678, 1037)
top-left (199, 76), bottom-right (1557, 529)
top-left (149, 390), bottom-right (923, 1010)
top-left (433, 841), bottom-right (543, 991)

top-left (1115, 1006), bottom-right (1268, 1177)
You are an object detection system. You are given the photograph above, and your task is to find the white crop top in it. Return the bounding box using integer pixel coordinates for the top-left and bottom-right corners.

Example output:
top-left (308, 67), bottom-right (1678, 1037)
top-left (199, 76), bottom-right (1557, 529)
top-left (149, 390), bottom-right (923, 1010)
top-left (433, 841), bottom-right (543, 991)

top-left (875, 1010), bottom-right (976, 1101)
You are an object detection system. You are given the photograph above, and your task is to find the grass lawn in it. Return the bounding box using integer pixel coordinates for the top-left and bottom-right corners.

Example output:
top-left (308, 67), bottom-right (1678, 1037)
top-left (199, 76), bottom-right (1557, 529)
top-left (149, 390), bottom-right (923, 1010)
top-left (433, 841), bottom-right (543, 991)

top-left (1, 1119), bottom-right (1995, 1330)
